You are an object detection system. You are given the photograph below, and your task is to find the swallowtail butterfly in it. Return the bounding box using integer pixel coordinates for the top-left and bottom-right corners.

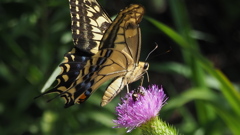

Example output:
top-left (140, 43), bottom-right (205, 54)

top-left (37, 0), bottom-right (149, 107)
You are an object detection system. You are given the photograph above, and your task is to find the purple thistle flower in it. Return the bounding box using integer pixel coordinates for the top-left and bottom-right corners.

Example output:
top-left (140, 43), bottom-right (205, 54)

top-left (113, 85), bottom-right (168, 132)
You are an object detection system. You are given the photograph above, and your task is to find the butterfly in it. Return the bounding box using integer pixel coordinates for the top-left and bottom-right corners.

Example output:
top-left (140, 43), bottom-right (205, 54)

top-left (37, 0), bottom-right (149, 107)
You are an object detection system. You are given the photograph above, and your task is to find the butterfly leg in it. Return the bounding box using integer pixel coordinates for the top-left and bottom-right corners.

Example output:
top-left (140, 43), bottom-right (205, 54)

top-left (132, 76), bottom-right (145, 101)
top-left (126, 84), bottom-right (129, 93)
top-left (139, 76), bottom-right (144, 87)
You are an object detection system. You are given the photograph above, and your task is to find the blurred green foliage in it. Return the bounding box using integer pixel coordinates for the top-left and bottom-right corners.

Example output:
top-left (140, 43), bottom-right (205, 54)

top-left (1, 0), bottom-right (240, 135)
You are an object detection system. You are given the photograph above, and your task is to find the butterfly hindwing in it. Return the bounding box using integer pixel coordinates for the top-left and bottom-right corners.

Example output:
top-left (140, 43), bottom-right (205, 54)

top-left (36, 0), bottom-right (112, 106)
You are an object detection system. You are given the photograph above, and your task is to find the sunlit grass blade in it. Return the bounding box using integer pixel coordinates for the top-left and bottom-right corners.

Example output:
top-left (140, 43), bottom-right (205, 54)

top-left (41, 62), bottom-right (61, 93)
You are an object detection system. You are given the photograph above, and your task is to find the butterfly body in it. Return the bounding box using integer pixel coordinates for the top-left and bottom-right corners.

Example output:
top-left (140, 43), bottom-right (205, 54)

top-left (37, 0), bottom-right (148, 107)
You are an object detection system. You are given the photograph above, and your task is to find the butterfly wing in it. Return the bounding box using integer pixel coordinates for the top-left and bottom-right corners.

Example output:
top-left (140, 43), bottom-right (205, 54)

top-left (37, 1), bottom-right (147, 107)
top-left (100, 5), bottom-right (147, 106)
top-left (69, 0), bottom-right (112, 54)
top-left (58, 0), bottom-right (112, 93)
top-left (68, 4), bottom-right (146, 107)
top-left (36, 0), bottom-right (112, 106)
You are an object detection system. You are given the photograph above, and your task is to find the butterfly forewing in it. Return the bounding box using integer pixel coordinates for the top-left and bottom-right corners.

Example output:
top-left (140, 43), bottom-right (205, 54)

top-left (69, 0), bottom-right (112, 54)
top-left (98, 5), bottom-right (146, 106)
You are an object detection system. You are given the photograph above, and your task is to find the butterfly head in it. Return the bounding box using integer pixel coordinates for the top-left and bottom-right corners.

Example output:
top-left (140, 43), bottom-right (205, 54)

top-left (138, 61), bottom-right (149, 72)
top-left (143, 62), bottom-right (149, 70)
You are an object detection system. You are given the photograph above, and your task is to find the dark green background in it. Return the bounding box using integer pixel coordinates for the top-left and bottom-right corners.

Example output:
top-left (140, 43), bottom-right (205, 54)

top-left (1, 0), bottom-right (240, 134)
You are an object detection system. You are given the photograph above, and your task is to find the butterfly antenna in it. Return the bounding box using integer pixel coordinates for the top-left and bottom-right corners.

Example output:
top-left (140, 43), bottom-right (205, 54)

top-left (145, 43), bottom-right (158, 61)
top-left (147, 43), bottom-right (172, 60)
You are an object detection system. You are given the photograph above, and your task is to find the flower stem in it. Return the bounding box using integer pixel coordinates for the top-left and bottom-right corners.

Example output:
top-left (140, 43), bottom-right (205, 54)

top-left (140, 116), bottom-right (179, 135)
